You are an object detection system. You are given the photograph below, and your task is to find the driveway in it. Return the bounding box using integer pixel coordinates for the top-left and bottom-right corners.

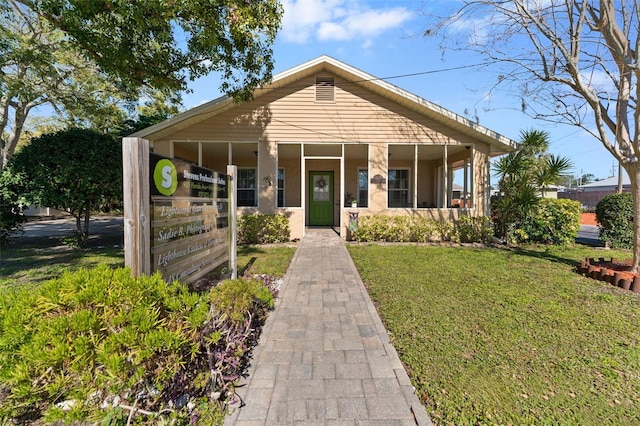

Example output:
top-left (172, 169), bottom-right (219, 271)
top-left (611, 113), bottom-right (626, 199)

top-left (576, 224), bottom-right (604, 247)
top-left (18, 215), bottom-right (124, 248)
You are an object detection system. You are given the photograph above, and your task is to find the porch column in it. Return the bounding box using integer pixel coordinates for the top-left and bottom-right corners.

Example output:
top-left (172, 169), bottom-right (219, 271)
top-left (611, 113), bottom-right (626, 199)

top-left (463, 159), bottom-right (469, 209)
top-left (340, 144), bottom-right (345, 238)
top-left (300, 144), bottom-right (306, 238)
top-left (258, 138), bottom-right (277, 214)
top-left (443, 144), bottom-right (448, 208)
top-left (413, 144), bottom-right (418, 208)
top-left (485, 155), bottom-right (492, 216)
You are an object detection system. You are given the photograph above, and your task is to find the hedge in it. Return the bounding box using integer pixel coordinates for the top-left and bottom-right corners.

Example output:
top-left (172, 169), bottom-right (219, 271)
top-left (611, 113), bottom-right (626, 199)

top-left (516, 198), bottom-right (582, 245)
top-left (596, 193), bottom-right (633, 249)
top-left (237, 214), bottom-right (290, 244)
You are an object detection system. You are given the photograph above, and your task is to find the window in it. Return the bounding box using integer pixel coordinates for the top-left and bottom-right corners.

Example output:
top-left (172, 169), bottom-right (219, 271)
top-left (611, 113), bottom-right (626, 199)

top-left (358, 169), bottom-right (368, 207)
top-left (237, 168), bottom-right (256, 207)
top-left (388, 169), bottom-right (410, 207)
top-left (277, 168), bottom-right (285, 207)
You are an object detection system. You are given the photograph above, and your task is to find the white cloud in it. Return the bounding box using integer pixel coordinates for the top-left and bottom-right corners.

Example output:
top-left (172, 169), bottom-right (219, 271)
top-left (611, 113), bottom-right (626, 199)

top-left (280, 0), bottom-right (414, 44)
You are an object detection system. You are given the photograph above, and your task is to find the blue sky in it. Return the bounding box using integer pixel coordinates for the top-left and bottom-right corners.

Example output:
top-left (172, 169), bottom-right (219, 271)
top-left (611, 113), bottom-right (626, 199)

top-left (184, 0), bottom-right (619, 183)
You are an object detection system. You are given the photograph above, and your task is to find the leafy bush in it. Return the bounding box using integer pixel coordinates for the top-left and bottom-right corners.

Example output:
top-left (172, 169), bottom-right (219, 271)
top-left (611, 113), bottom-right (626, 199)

top-left (0, 177), bottom-right (25, 249)
top-left (353, 215), bottom-right (455, 243)
top-left (453, 215), bottom-right (494, 243)
top-left (238, 213), bottom-right (290, 244)
top-left (0, 265), bottom-right (276, 424)
top-left (596, 193), bottom-right (633, 249)
top-left (5, 128), bottom-right (122, 246)
top-left (514, 198), bottom-right (582, 245)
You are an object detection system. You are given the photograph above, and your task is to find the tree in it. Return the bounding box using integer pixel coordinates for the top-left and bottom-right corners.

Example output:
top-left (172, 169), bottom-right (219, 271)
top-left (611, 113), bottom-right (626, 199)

top-left (1, 0), bottom-right (282, 170)
top-left (4, 128), bottom-right (122, 245)
top-left (0, 1), bottom-right (131, 170)
top-left (115, 91), bottom-right (182, 137)
top-left (492, 129), bottom-right (572, 242)
top-left (430, 1), bottom-right (640, 271)
top-left (580, 173), bottom-right (597, 185)
top-left (19, 0), bottom-right (283, 98)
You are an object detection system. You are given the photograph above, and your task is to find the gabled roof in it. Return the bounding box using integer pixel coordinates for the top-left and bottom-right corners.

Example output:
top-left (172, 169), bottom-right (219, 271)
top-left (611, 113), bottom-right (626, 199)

top-left (131, 55), bottom-right (518, 155)
top-left (579, 173), bottom-right (630, 188)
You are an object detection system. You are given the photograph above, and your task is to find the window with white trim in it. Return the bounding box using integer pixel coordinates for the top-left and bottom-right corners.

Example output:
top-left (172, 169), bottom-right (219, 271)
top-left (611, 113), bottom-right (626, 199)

top-left (388, 169), bottom-right (410, 208)
top-left (237, 168), bottom-right (257, 207)
top-left (358, 169), bottom-right (368, 207)
top-left (277, 168), bottom-right (285, 207)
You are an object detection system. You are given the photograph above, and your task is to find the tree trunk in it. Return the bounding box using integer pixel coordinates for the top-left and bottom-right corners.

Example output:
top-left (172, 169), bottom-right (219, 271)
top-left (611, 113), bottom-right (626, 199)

top-left (75, 213), bottom-right (83, 243)
top-left (83, 206), bottom-right (91, 243)
top-left (627, 162), bottom-right (640, 273)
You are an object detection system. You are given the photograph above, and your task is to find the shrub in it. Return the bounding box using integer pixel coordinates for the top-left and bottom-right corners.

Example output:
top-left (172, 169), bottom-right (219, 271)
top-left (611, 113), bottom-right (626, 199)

top-left (238, 213), bottom-right (290, 244)
top-left (0, 265), bottom-right (275, 424)
top-left (596, 193), bottom-right (633, 249)
top-left (5, 128), bottom-right (122, 246)
top-left (0, 169), bottom-right (26, 248)
top-left (353, 215), bottom-right (455, 243)
top-left (454, 215), bottom-right (494, 243)
top-left (515, 198), bottom-right (582, 245)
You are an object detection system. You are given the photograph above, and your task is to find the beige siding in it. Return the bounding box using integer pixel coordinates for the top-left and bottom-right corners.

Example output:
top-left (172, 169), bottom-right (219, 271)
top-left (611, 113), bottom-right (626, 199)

top-left (154, 74), bottom-right (479, 146)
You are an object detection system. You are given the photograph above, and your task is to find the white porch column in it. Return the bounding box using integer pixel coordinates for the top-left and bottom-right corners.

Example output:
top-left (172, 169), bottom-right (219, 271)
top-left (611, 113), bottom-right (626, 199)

top-left (443, 144), bottom-right (448, 208)
top-left (340, 144), bottom-right (345, 238)
top-left (463, 159), bottom-right (469, 209)
top-left (413, 144), bottom-right (418, 208)
top-left (300, 143), bottom-right (306, 238)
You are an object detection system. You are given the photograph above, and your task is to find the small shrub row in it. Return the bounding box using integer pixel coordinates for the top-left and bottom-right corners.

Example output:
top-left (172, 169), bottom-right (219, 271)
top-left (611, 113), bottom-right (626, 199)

top-left (352, 215), bottom-right (493, 244)
top-left (596, 192), bottom-right (633, 249)
top-left (238, 213), bottom-right (290, 244)
top-left (0, 265), bottom-right (277, 424)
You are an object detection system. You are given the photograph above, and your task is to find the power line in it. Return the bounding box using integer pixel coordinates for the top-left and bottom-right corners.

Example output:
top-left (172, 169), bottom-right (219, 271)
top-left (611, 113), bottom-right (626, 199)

top-left (353, 62), bottom-right (491, 84)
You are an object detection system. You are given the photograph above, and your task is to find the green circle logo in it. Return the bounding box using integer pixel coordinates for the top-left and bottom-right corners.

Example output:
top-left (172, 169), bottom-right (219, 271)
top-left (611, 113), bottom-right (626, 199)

top-left (154, 159), bottom-right (178, 196)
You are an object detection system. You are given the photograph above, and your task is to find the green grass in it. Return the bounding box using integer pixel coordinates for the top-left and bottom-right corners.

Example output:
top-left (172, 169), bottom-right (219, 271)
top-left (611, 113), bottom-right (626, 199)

top-left (1, 240), bottom-right (296, 289)
top-left (238, 244), bottom-right (297, 277)
top-left (348, 243), bottom-right (640, 425)
top-left (0, 243), bottom-right (124, 289)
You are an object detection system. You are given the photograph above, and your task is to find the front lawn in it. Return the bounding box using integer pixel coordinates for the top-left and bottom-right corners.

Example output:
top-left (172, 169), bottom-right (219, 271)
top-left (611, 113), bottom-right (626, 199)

top-left (348, 244), bottom-right (640, 425)
top-left (0, 239), bottom-right (295, 289)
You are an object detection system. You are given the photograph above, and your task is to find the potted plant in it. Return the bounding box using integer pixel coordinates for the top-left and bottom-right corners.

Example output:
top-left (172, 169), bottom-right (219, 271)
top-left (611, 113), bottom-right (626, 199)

top-left (345, 193), bottom-right (357, 208)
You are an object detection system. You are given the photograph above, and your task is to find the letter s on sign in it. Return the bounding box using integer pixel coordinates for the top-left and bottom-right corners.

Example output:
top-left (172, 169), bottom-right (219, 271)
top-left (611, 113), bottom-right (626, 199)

top-left (154, 159), bottom-right (178, 196)
top-left (161, 166), bottom-right (173, 189)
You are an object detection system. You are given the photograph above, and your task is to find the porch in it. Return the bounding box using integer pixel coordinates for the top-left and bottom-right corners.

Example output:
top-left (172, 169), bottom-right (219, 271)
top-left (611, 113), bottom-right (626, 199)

top-left (165, 140), bottom-right (486, 240)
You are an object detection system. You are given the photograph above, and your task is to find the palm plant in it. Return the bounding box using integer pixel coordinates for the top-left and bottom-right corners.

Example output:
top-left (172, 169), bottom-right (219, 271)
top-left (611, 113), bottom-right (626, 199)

top-left (492, 129), bottom-right (573, 242)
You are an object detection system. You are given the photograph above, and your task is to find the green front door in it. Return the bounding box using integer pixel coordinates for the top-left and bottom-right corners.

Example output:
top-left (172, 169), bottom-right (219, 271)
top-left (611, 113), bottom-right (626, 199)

top-left (309, 171), bottom-right (334, 226)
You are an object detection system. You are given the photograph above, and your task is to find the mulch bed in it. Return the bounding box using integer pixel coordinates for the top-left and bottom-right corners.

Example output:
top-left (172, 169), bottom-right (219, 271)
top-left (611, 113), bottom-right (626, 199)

top-left (578, 257), bottom-right (640, 293)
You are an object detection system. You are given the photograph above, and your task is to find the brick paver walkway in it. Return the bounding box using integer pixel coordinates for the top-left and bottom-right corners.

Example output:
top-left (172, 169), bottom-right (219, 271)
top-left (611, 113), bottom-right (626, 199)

top-left (224, 228), bottom-right (432, 425)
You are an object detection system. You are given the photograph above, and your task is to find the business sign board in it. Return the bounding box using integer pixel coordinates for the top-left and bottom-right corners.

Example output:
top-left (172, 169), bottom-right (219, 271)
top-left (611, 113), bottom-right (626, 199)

top-left (149, 153), bottom-right (228, 283)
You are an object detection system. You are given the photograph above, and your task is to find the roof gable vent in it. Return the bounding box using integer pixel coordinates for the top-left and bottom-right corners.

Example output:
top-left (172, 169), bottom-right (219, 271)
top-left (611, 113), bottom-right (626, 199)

top-left (315, 77), bottom-right (335, 102)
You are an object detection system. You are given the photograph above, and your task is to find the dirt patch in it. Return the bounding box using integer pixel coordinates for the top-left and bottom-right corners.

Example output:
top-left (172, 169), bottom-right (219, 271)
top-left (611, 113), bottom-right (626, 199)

top-left (580, 212), bottom-right (598, 225)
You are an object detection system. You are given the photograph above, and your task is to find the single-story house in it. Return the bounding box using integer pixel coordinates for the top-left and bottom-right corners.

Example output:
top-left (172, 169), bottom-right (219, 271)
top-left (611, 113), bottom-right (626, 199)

top-left (579, 174), bottom-right (630, 192)
top-left (131, 56), bottom-right (518, 240)
top-left (559, 173), bottom-right (630, 208)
